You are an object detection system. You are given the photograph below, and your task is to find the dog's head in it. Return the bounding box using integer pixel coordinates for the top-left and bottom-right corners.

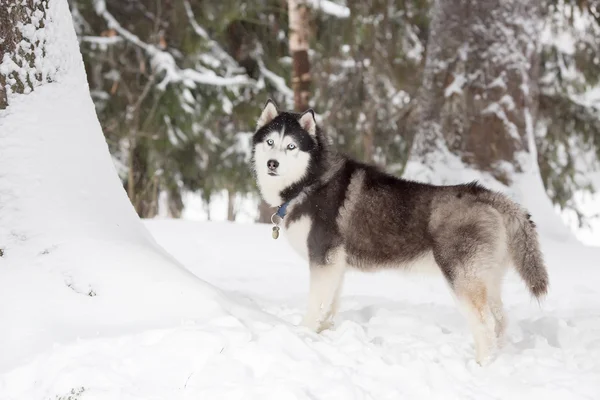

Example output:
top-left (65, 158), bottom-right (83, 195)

top-left (251, 99), bottom-right (320, 207)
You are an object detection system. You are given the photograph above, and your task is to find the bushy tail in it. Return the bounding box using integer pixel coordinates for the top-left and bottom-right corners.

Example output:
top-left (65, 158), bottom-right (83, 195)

top-left (507, 212), bottom-right (548, 298)
top-left (482, 193), bottom-right (549, 298)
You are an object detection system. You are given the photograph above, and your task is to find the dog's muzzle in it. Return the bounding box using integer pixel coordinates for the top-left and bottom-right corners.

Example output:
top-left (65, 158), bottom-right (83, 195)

top-left (267, 159), bottom-right (279, 175)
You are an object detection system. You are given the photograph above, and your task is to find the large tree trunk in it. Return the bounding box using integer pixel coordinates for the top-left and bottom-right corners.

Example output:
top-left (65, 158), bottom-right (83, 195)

top-left (405, 0), bottom-right (573, 239)
top-left (0, 0), bottom-right (49, 110)
top-left (288, 0), bottom-right (311, 112)
top-left (406, 0), bottom-right (542, 185)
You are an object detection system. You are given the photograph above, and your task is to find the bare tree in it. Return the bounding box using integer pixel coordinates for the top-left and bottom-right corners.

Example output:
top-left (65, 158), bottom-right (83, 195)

top-left (288, 0), bottom-right (312, 111)
top-left (227, 189), bottom-right (237, 222)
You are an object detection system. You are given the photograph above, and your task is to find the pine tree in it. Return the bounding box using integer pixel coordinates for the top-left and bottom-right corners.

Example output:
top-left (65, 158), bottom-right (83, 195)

top-left (310, 0), bottom-right (426, 166)
top-left (70, 0), bottom-right (301, 220)
top-left (537, 0), bottom-right (600, 225)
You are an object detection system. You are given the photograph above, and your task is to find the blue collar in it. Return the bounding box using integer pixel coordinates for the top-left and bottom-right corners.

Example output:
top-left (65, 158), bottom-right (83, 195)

top-left (276, 202), bottom-right (289, 219)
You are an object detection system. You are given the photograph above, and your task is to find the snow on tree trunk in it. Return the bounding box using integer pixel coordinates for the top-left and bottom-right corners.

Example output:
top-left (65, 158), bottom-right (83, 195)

top-left (288, 0), bottom-right (311, 112)
top-left (404, 0), bottom-right (574, 240)
top-left (0, 0), bottom-right (50, 109)
top-left (407, 0), bottom-right (539, 181)
top-left (0, 0), bottom-right (237, 370)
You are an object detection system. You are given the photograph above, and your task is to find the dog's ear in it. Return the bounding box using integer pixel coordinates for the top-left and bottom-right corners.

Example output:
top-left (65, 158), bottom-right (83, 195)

top-left (299, 109), bottom-right (317, 136)
top-left (257, 99), bottom-right (279, 130)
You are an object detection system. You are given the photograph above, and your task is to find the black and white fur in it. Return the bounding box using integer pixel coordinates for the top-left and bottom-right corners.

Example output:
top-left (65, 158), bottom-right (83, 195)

top-left (251, 100), bottom-right (549, 365)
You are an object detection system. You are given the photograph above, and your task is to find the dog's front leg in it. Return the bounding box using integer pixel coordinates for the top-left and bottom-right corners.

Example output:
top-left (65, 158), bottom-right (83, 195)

top-left (300, 251), bottom-right (345, 332)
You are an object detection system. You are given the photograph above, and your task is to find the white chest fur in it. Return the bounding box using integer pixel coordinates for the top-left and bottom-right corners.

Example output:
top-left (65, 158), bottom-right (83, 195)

top-left (283, 215), bottom-right (312, 261)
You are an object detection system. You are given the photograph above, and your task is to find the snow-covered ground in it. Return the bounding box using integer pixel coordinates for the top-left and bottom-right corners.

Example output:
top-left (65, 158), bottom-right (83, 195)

top-left (1, 220), bottom-right (600, 399)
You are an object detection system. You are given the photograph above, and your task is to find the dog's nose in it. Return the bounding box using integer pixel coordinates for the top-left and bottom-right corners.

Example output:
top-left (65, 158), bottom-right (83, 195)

top-left (267, 159), bottom-right (279, 170)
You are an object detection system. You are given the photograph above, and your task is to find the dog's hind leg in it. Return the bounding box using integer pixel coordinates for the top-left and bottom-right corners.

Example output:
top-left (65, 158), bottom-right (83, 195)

top-left (301, 249), bottom-right (346, 333)
top-left (453, 277), bottom-right (498, 365)
top-left (431, 203), bottom-right (508, 364)
top-left (487, 273), bottom-right (507, 345)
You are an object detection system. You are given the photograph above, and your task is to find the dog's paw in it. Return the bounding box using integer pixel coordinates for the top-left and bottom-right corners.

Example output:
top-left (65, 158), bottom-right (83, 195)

top-left (317, 319), bottom-right (335, 333)
top-left (495, 333), bottom-right (508, 349)
top-left (475, 355), bottom-right (493, 367)
top-left (299, 316), bottom-right (321, 332)
top-left (475, 346), bottom-right (498, 366)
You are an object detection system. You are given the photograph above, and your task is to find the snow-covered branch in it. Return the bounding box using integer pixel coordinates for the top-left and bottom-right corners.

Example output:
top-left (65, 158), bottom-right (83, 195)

top-left (92, 0), bottom-right (253, 90)
top-left (257, 60), bottom-right (294, 99)
top-left (540, 92), bottom-right (600, 138)
top-left (305, 0), bottom-right (350, 18)
top-left (182, 0), bottom-right (243, 73)
top-left (183, 1), bottom-right (293, 100)
top-left (81, 36), bottom-right (123, 45)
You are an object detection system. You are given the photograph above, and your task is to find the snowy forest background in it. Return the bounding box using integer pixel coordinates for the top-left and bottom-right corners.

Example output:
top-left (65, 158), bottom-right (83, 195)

top-left (4, 0), bottom-right (600, 239)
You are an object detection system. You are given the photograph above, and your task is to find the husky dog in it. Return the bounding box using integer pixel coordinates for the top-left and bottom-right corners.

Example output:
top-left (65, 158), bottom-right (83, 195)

top-left (251, 99), bottom-right (549, 364)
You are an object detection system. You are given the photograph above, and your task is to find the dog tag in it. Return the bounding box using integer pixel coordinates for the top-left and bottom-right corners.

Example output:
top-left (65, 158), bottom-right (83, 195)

top-left (272, 226), bottom-right (280, 239)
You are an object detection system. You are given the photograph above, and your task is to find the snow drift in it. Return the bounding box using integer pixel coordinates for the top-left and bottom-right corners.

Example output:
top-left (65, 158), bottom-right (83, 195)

top-left (0, 0), bottom-right (238, 372)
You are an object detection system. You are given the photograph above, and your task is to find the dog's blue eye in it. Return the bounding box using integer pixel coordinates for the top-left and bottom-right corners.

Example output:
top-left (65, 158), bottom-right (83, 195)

top-left (266, 139), bottom-right (274, 146)
top-left (287, 143), bottom-right (296, 150)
